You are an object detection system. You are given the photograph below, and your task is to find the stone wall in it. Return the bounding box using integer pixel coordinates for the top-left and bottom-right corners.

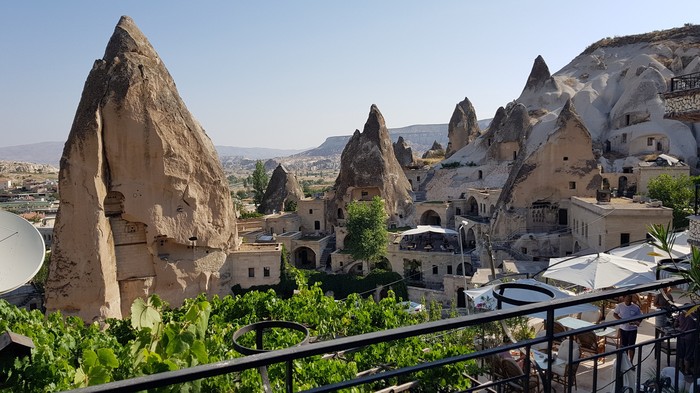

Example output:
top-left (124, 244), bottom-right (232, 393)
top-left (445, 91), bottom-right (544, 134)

top-left (663, 89), bottom-right (700, 119)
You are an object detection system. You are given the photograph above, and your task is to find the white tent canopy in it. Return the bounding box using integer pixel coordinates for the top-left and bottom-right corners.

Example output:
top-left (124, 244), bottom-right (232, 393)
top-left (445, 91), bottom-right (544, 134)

top-left (401, 225), bottom-right (458, 236)
top-left (464, 278), bottom-right (598, 318)
top-left (543, 253), bottom-right (656, 289)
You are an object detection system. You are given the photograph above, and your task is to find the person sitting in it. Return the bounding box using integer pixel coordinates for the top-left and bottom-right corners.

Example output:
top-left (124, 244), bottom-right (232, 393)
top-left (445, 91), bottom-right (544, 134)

top-left (655, 287), bottom-right (674, 327)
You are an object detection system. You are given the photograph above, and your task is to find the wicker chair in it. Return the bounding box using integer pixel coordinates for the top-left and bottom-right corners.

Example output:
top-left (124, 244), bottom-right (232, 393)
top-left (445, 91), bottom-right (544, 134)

top-left (576, 330), bottom-right (606, 363)
top-left (500, 358), bottom-right (541, 393)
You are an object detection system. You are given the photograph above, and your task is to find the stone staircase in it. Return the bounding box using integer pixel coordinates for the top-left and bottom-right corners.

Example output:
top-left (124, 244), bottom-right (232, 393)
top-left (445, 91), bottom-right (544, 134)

top-left (319, 235), bottom-right (336, 271)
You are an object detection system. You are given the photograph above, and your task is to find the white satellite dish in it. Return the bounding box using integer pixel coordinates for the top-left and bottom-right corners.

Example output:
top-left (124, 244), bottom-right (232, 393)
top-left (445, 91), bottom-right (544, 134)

top-left (0, 210), bottom-right (46, 294)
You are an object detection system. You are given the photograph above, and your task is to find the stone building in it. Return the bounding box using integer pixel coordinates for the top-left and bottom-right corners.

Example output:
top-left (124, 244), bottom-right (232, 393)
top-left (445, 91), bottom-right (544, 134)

top-left (569, 195), bottom-right (673, 253)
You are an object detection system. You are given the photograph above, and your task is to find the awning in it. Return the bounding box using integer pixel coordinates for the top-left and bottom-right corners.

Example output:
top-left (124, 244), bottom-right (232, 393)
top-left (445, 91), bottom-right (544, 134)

top-left (401, 225), bottom-right (458, 236)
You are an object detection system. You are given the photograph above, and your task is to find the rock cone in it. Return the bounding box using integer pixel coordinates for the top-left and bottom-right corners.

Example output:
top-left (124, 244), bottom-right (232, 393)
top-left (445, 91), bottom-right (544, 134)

top-left (445, 97), bottom-right (481, 157)
top-left (258, 164), bottom-right (304, 214)
top-left (45, 16), bottom-right (237, 322)
top-left (393, 136), bottom-right (415, 167)
top-left (328, 105), bottom-right (414, 228)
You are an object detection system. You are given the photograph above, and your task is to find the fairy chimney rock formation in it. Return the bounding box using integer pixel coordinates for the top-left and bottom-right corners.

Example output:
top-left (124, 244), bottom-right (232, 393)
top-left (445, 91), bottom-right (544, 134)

top-left (422, 140), bottom-right (445, 159)
top-left (445, 97), bottom-right (481, 158)
top-left (330, 105), bottom-right (415, 227)
top-left (522, 55), bottom-right (554, 92)
top-left (45, 16), bottom-right (237, 322)
top-left (258, 164), bottom-right (304, 214)
top-left (393, 136), bottom-right (415, 167)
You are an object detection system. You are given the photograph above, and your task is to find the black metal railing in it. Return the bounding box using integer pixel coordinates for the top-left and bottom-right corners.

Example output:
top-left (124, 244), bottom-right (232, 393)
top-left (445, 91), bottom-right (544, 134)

top-left (67, 278), bottom-right (697, 393)
top-left (670, 72), bottom-right (700, 92)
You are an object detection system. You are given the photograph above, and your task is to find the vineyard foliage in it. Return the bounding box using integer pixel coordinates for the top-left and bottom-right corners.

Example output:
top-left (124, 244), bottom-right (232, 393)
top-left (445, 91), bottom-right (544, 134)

top-left (0, 269), bottom-right (481, 392)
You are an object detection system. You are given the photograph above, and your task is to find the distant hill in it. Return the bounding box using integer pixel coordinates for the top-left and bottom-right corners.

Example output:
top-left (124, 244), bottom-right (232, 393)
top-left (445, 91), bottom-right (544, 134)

top-left (215, 146), bottom-right (307, 159)
top-left (0, 120), bottom-right (492, 168)
top-left (0, 142), bottom-right (65, 167)
top-left (0, 142), bottom-right (307, 167)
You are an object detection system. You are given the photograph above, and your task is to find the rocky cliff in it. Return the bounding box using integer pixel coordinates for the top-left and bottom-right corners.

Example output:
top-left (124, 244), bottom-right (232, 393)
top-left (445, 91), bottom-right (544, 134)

top-left (328, 105), bottom-right (415, 228)
top-left (45, 16), bottom-right (237, 322)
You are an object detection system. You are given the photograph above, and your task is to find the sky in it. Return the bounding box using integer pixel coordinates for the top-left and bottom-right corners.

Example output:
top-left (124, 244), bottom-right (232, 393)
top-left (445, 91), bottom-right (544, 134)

top-left (2, 2), bottom-right (700, 150)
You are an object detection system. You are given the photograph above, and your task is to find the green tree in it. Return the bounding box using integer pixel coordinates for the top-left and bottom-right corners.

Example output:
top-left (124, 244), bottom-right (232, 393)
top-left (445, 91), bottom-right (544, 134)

top-left (647, 174), bottom-right (698, 228)
top-left (250, 160), bottom-right (269, 208)
top-left (345, 196), bottom-right (388, 265)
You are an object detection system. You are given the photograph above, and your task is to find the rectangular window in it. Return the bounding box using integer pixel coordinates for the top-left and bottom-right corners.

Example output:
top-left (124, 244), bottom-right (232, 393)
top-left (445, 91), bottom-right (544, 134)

top-left (569, 182), bottom-right (576, 189)
top-left (248, 268), bottom-right (255, 278)
top-left (314, 220), bottom-right (321, 230)
top-left (263, 267), bottom-right (270, 277)
top-left (447, 265), bottom-right (453, 274)
top-left (622, 133), bottom-right (627, 143)
top-left (598, 235), bottom-right (602, 247)
top-left (585, 224), bottom-right (588, 238)
top-left (361, 191), bottom-right (369, 197)
top-left (621, 233), bottom-right (630, 247)
top-left (563, 156), bottom-right (569, 161)
top-left (521, 247), bottom-right (528, 254)
top-left (647, 137), bottom-right (654, 146)
top-left (432, 265), bottom-right (438, 275)
top-left (309, 209), bottom-right (313, 214)
top-left (417, 176), bottom-right (421, 182)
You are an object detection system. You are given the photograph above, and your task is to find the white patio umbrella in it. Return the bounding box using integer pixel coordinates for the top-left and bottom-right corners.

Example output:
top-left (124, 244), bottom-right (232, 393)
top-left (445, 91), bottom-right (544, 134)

top-left (543, 253), bottom-right (656, 289)
top-left (609, 241), bottom-right (688, 263)
top-left (464, 278), bottom-right (598, 318)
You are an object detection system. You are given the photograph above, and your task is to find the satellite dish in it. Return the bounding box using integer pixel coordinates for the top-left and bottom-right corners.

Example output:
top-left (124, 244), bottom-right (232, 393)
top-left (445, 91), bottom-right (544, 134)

top-left (0, 210), bottom-right (46, 294)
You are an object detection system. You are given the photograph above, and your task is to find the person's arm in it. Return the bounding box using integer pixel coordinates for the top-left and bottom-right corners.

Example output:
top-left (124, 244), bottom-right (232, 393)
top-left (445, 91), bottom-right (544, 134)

top-left (613, 304), bottom-right (621, 319)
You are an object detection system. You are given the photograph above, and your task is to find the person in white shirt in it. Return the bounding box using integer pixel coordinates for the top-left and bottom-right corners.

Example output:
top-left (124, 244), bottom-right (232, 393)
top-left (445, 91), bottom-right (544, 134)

top-left (614, 294), bottom-right (643, 362)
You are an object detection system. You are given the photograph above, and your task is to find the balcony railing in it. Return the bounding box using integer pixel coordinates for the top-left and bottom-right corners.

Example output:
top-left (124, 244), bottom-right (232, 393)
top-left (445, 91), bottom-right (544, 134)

top-left (670, 72), bottom-right (700, 92)
top-left (67, 278), bottom-right (697, 393)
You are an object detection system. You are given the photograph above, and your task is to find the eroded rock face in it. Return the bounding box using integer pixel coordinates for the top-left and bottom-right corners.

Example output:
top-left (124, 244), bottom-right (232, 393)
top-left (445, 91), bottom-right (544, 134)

top-left (45, 16), bottom-right (237, 322)
top-left (421, 141), bottom-right (445, 159)
top-left (328, 105), bottom-right (415, 228)
top-left (258, 164), bottom-right (304, 214)
top-left (445, 97), bottom-right (481, 158)
top-left (523, 55), bottom-right (553, 91)
top-left (393, 136), bottom-right (415, 167)
top-left (492, 99), bottom-right (601, 236)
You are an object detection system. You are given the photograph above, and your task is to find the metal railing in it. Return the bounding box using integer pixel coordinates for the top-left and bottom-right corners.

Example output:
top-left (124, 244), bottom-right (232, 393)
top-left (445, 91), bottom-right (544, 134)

top-left (670, 72), bottom-right (700, 92)
top-left (67, 277), bottom-right (697, 393)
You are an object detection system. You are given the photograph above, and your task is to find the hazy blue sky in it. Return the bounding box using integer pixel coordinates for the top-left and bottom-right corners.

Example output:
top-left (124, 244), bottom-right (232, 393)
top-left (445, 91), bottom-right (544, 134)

top-left (2, 1), bottom-right (699, 149)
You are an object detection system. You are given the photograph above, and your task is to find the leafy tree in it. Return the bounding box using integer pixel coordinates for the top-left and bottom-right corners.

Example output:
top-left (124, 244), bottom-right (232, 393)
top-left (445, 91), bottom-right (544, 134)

top-left (283, 199), bottom-right (297, 212)
top-left (250, 160), bottom-right (269, 208)
top-left (647, 174), bottom-right (698, 228)
top-left (345, 196), bottom-right (388, 265)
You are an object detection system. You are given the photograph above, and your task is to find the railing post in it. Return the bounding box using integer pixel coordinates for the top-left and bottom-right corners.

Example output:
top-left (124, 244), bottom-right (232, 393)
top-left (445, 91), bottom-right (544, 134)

top-left (286, 360), bottom-right (293, 393)
top-left (544, 308), bottom-right (554, 393)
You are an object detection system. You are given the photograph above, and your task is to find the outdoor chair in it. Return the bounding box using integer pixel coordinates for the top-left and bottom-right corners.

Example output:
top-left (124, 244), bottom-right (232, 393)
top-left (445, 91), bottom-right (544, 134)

top-left (552, 320), bottom-right (566, 346)
top-left (576, 330), bottom-right (606, 363)
top-left (500, 358), bottom-right (541, 393)
top-left (603, 309), bottom-right (620, 348)
top-left (551, 338), bottom-right (580, 390)
top-left (579, 309), bottom-right (601, 324)
top-left (657, 337), bottom-right (677, 366)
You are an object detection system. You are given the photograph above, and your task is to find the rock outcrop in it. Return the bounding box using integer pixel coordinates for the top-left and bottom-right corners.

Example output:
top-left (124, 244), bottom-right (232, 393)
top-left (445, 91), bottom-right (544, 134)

top-left (492, 99), bottom-right (601, 237)
top-left (45, 16), bottom-right (237, 322)
top-left (421, 141), bottom-right (445, 159)
top-left (445, 97), bottom-right (481, 158)
top-left (522, 55), bottom-right (553, 92)
top-left (258, 164), bottom-right (304, 214)
top-left (328, 105), bottom-right (415, 228)
top-left (393, 136), bottom-right (415, 167)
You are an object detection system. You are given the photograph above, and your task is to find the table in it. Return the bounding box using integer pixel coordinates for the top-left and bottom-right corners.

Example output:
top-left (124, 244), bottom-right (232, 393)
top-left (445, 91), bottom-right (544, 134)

top-left (557, 316), bottom-right (617, 337)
